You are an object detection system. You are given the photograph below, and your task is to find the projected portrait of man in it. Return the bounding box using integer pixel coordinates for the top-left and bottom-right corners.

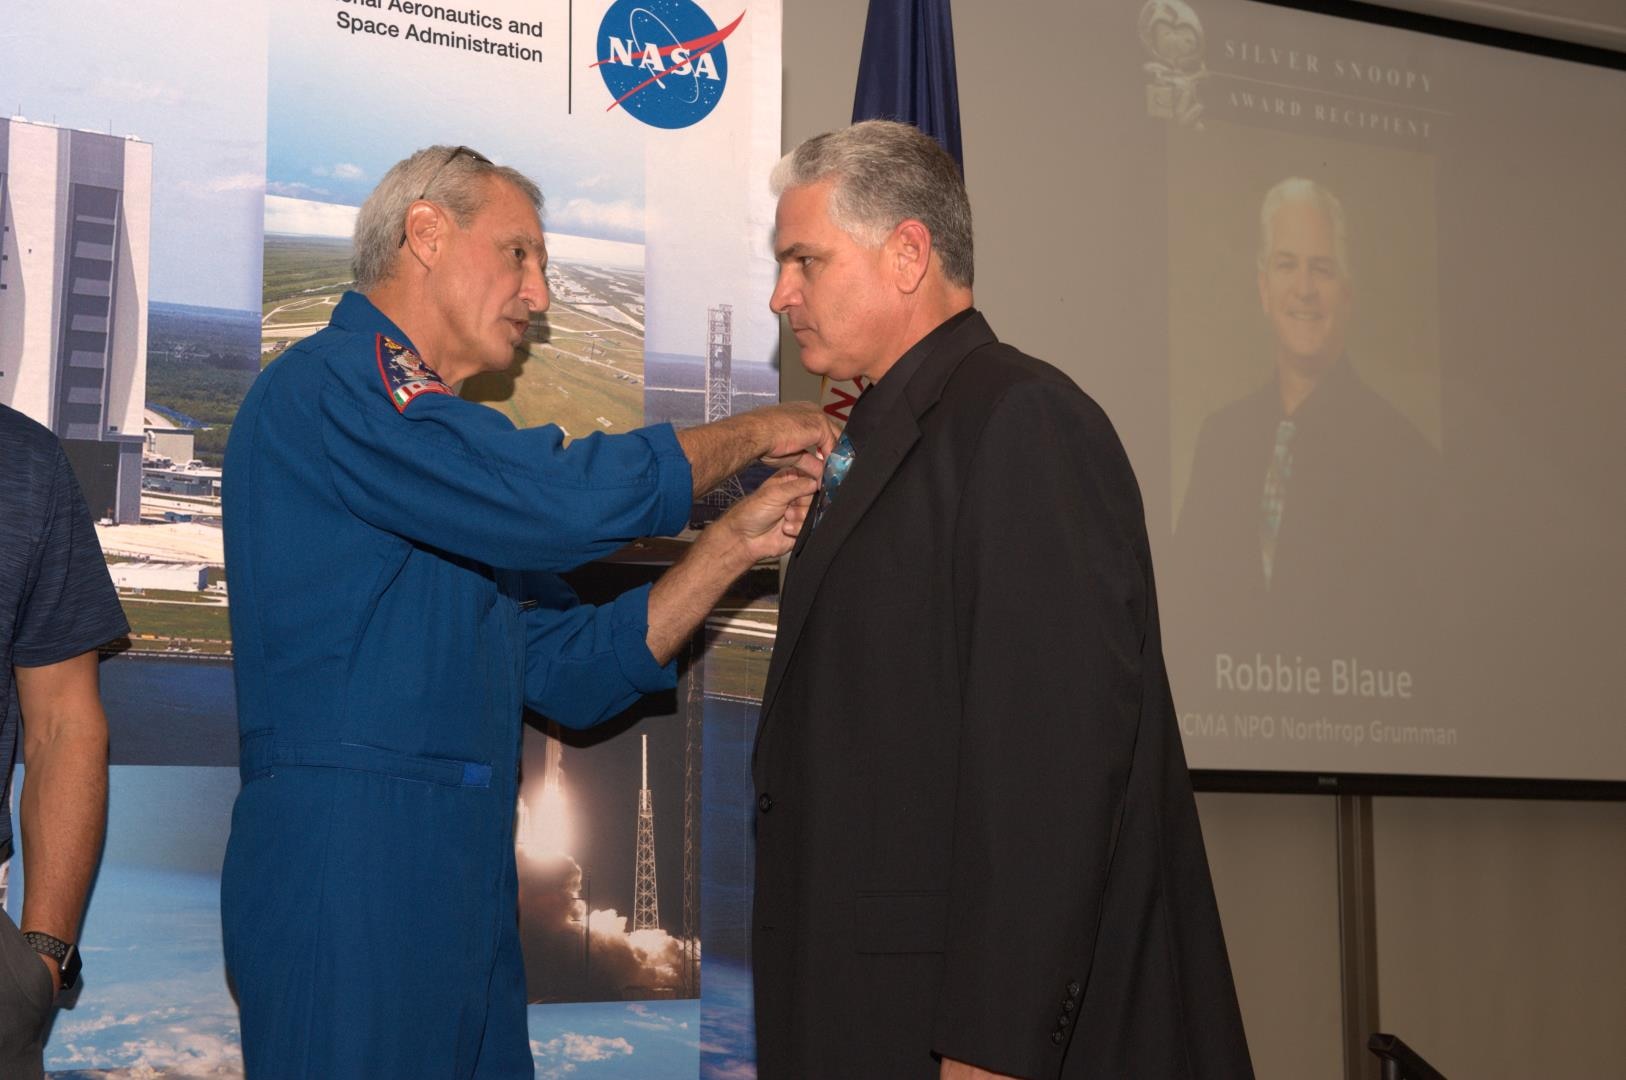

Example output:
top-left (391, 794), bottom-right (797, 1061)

top-left (1170, 177), bottom-right (1439, 683)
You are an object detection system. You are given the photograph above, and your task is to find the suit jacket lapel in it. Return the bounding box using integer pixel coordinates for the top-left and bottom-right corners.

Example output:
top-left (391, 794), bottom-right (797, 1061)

top-left (757, 313), bottom-right (998, 730)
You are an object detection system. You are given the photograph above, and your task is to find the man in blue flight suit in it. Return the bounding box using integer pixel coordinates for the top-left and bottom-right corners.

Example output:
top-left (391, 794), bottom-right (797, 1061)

top-left (221, 146), bottom-right (830, 1078)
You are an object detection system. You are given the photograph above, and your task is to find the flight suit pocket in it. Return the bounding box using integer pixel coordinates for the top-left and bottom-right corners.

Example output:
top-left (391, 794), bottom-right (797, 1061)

top-left (854, 890), bottom-right (948, 955)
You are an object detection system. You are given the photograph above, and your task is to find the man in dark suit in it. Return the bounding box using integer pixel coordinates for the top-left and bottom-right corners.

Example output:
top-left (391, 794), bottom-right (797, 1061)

top-left (753, 120), bottom-right (1252, 1079)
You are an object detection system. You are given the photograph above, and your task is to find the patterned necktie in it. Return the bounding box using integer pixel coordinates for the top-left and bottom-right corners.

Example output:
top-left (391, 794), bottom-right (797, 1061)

top-left (812, 430), bottom-right (855, 529)
top-left (1259, 418), bottom-right (1296, 589)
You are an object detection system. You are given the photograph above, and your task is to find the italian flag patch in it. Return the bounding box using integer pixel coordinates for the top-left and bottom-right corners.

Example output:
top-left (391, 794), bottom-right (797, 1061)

top-left (376, 334), bottom-right (453, 413)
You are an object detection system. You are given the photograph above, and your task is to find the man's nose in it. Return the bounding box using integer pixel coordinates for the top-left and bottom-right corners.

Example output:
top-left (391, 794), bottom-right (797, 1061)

top-left (769, 270), bottom-right (796, 314)
top-left (523, 265), bottom-right (551, 313)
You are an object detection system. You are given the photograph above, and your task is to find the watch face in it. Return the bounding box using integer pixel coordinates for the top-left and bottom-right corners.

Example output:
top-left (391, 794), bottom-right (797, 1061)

top-left (60, 943), bottom-right (81, 988)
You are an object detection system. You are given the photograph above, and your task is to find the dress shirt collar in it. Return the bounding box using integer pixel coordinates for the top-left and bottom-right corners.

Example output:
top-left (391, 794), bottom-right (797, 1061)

top-left (1281, 354), bottom-right (1356, 426)
top-left (842, 307), bottom-right (979, 454)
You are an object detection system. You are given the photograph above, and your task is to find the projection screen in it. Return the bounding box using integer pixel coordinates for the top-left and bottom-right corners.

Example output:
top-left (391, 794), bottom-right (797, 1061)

top-left (1056, 0), bottom-right (1626, 784)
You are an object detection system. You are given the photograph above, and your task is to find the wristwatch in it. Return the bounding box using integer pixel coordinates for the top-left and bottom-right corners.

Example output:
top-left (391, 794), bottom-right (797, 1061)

top-left (22, 931), bottom-right (81, 992)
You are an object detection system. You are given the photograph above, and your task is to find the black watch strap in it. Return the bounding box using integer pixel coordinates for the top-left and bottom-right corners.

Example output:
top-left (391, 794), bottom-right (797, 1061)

top-left (22, 931), bottom-right (81, 990)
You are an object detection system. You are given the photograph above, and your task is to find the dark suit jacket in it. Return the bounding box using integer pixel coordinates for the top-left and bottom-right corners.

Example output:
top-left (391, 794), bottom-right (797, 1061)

top-left (752, 313), bottom-right (1252, 1079)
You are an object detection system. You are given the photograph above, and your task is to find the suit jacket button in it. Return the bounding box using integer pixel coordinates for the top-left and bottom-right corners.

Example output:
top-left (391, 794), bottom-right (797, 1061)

top-left (1061, 998), bottom-right (1075, 1013)
top-left (1051, 1031), bottom-right (1065, 1045)
top-left (758, 792), bottom-right (775, 812)
top-left (1067, 981), bottom-right (1081, 997)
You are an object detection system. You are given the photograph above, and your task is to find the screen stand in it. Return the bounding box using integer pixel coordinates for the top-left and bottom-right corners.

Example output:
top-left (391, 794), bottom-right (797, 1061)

top-left (1338, 794), bottom-right (1381, 1080)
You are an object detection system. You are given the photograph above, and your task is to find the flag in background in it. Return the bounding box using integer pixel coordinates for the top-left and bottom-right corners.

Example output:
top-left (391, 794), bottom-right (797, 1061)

top-left (850, 0), bottom-right (964, 168)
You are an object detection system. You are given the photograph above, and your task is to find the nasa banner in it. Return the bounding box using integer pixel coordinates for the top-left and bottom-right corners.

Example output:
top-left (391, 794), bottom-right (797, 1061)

top-left (1, 0), bottom-right (781, 1075)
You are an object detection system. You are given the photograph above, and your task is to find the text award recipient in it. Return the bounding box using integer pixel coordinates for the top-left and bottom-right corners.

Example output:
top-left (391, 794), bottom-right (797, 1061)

top-left (752, 121), bottom-right (1253, 1079)
top-left (221, 146), bottom-right (828, 1078)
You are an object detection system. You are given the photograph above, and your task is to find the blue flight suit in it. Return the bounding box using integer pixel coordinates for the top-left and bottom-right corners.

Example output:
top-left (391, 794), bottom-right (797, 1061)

top-left (221, 292), bottom-right (692, 1077)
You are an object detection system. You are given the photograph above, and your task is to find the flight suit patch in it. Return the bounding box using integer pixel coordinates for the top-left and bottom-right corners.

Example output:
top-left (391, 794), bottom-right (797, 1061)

top-left (376, 334), bottom-right (453, 413)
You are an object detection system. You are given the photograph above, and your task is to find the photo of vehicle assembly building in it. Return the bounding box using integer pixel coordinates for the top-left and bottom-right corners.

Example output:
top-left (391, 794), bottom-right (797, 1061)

top-left (0, 116), bottom-right (151, 523)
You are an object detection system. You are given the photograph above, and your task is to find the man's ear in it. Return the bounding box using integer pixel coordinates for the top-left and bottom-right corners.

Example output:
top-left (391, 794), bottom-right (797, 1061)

top-left (890, 219), bottom-right (933, 295)
top-left (403, 201), bottom-right (444, 266)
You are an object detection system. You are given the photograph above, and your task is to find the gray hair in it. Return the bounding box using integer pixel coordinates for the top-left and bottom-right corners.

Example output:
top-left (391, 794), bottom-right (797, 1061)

top-left (771, 120), bottom-right (974, 287)
top-left (1257, 177), bottom-right (1350, 279)
top-left (352, 146), bottom-right (543, 292)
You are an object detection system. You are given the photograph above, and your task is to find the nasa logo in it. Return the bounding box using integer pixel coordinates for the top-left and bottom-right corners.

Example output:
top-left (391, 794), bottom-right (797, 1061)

top-left (594, 0), bottom-right (744, 129)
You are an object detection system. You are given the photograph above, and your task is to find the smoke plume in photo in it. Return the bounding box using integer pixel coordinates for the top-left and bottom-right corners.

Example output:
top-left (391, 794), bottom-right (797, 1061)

top-left (514, 732), bottom-right (696, 1003)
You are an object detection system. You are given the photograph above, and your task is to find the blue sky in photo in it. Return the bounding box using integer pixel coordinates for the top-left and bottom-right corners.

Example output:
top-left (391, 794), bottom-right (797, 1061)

top-left (0, 1), bottom-right (267, 311)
